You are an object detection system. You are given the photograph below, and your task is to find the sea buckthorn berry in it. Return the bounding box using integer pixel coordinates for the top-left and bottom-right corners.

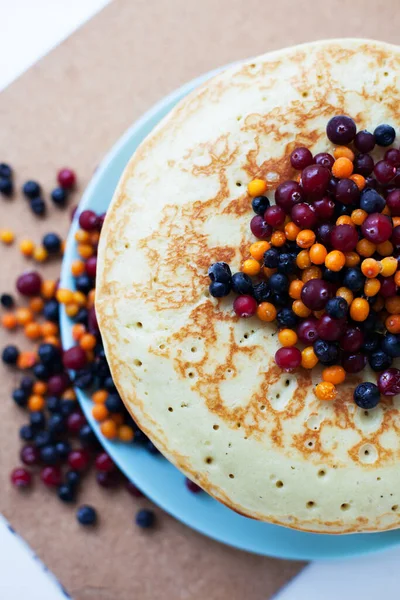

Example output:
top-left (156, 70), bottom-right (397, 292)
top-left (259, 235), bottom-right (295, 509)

top-left (356, 239), bottom-right (376, 257)
top-left (289, 280), bottom-right (304, 299)
top-left (71, 260), bottom-right (86, 276)
top-left (15, 308), bottom-right (33, 325)
top-left (377, 240), bottom-right (394, 256)
top-left (315, 381), bottom-right (337, 401)
top-left (248, 178), bottom-right (267, 197)
top-left (322, 365), bottom-right (346, 385)
top-left (336, 287), bottom-right (354, 305)
top-left (309, 244), bottom-right (327, 265)
top-left (278, 329), bottom-right (298, 347)
top-left (33, 246), bottom-right (48, 262)
top-left (29, 297), bottom-right (44, 313)
top-left (242, 259), bottom-right (261, 276)
top-left (296, 230), bottom-right (315, 249)
top-left (364, 278), bottom-right (381, 297)
top-left (296, 250), bottom-right (311, 270)
top-left (270, 231), bottom-right (286, 247)
top-left (382, 205), bottom-right (391, 216)
top-left (0, 230), bottom-right (14, 244)
top-left (301, 346), bottom-right (318, 369)
top-left (349, 174), bottom-right (366, 190)
top-left (80, 333), bottom-right (97, 351)
top-left (344, 252), bottom-right (360, 267)
top-left (65, 303), bottom-right (78, 316)
top-left (41, 280), bottom-right (56, 299)
top-left (77, 243), bottom-right (94, 259)
top-left (380, 256), bottom-right (398, 277)
top-left (89, 232), bottom-right (100, 246)
top-left (336, 215), bottom-right (354, 226)
top-left (386, 315), bottom-right (400, 334)
top-left (292, 300), bottom-right (311, 318)
top-left (92, 390), bottom-right (108, 404)
top-left (249, 241), bottom-right (270, 261)
top-left (33, 381), bottom-right (47, 395)
top-left (118, 425), bottom-right (134, 442)
top-left (351, 209), bottom-right (367, 226)
top-left (75, 229), bottom-right (90, 243)
top-left (350, 298), bottom-right (370, 321)
top-left (87, 290), bottom-right (96, 308)
top-left (395, 271), bottom-right (400, 287)
top-left (100, 419), bottom-right (118, 439)
top-left (325, 250), bottom-right (345, 272)
top-left (111, 414), bottom-right (124, 426)
top-left (28, 395), bottom-right (45, 411)
top-left (284, 221), bottom-right (301, 241)
top-left (2, 313), bottom-right (17, 329)
top-left (332, 157), bottom-right (353, 179)
top-left (301, 266), bottom-right (322, 283)
top-left (334, 146), bottom-right (355, 161)
top-left (72, 323), bottom-right (86, 341)
top-left (385, 296), bottom-right (400, 315)
top-left (361, 258), bottom-right (381, 278)
top-left (24, 322), bottom-right (42, 340)
top-left (17, 351), bottom-right (36, 369)
top-left (56, 289), bottom-right (73, 304)
top-left (92, 404), bottom-right (109, 421)
top-left (62, 389), bottom-right (76, 401)
top-left (19, 239), bottom-right (35, 256)
top-left (73, 291), bottom-right (86, 306)
top-left (41, 322), bottom-right (58, 337)
top-left (256, 302), bottom-right (277, 322)
top-left (372, 296), bottom-right (385, 312)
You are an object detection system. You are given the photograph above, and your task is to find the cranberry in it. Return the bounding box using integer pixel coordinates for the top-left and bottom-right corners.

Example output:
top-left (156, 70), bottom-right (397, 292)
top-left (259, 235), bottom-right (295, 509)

top-left (63, 346), bottom-right (88, 370)
top-left (88, 306), bottom-right (99, 334)
top-left (250, 215), bottom-right (272, 239)
top-left (301, 165), bottom-right (330, 198)
top-left (393, 167), bottom-right (400, 188)
top-left (353, 154), bottom-right (374, 177)
top-left (11, 467), bottom-right (32, 488)
top-left (361, 213), bottom-right (392, 244)
top-left (301, 279), bottom-right (333, 311)
top-left (275, 180), bottom-right (304, 213)
top-left (317, 223), bottom-right (334, 245)
top-left (57, 168), bottom-right (76, 190)
top-left (386, 190), bottom-right (400, 216)
top-left (330, 224), bottom-right (358, 252)
top-left (40, 466), bottom-right (62, 487)
top-left (291, 203), bottom-right (317, 229)
top-left (327, 177), bottom-right (338, 195)
top-left (342, 352), bottom-right (367, 373)
top-left (85, 256), bottom-right (97, 278)
top-left (340, 326), bottom-right (364, 352)
top-left (125, 481), bottom-right (144, 497)
top-left (264, 205), bottom-right (286, 228)
top-left (374, 160), bottom-right (396, 184)
top-left (79, 210), bottom-right (99, 231)
top-left (96, 471), bottom-right (119, 488)
top-left (20, 444), bottom-right (40, 466)
top-left (67, 412), bottom-right (87, 434)
top-left (326, 116), bottom-right (356, 144)
top-left (392, 225), bottom-right (400, 249)
top-left (95, 452), bottom-right (115, 472)
top-left (16, 271), bottom-right (42, 297)
top-left (354, 130), bottom-right (375, 153)
top-left (98, 212), bottom-right (106, 229)
top-left (275, 347), bottom-right (301, 371)
top-left (47, 373), bottom-right (70, 396)
top-left (70, 205), bottom-right (78, 221)
top-left (290, 147), bottom-right (314, 170)
top-left (379, 275), bottom-right (397, 298)
top-left (297, 318), bottom-right (319, 344)
top-left (385, 148), bottom-right (400, 167)
top-left (68, 449), bottom-right (90, 471)
top-left (317, 315), bottom-right (344, 341)
top-left (313, 197), bottom-right (335, 220)
top-left (335, 178), bottom-right (360, 205)
top-left (314, 153), bottom-right (335, 170)
top-left (378, 368), bottom-right (400, 396)
top-left (185, 478), bottom-right (203, 493)
top-left (233, 295), bottom-right (257, 318)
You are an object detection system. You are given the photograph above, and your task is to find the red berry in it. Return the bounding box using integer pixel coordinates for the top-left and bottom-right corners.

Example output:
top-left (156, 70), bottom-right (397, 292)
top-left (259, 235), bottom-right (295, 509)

top-left (16, 271), bottom-right (42, 297)
top-left (353, 153), bottom-right (375, 177)
top-left (98, 212), bottom-right (106, 229)
top-left (392, 225), bottom-right (400, 249)
top-left (291, 203), bottom-right (317, 229)
top-left (233, 295), bottom-right (257, 318)
top-left (79, 210), bottom-right (99, 231)
top-left (68, 449), bottom-right (90, 471)
top-left (354, 131), bottom-right (375, 153)
top-left (125, 481), bottom-right (144, 497)
top-left (374, 160), bottom-right (396, 184)
top-left (275, 180), bottom-right (304, 213)
top-left (40, 466), bottom-right (62, 487)
top-left (341, 352), bottom-right (366, 373)
top-left (57, 168), bottom-right (76, 189)
top-left (361, 213), bottom-right (392, 244)
top-left (378, 368), bottom-right (400, 396)
top-left (385, 148), bottom-right (400, 167)
top-left (314, 153), bottom-right (335, 170)
top-left (335, 178), bottom-right (360, 205)
top-left (85, 256), bottom-right (97, 278)
top-left (340, 326), bottom-right (364, 352)
top-left (326, 116), bottom-right (356, 145)
top-left (301, 279), bottom-right (333, 310)
top-left (185, 478), bottom-right (203, 493)
top-left (290, 147), bottom-right (314, 170)
top-left (250, 215), bottom-right (272, 239)
top-left (264, 205), bottom-right (286, 228)
top-left (70, 204), bottom-right (78, 221)
top-left (11, 467), bottom-right (32, 488)
top-left (301, 165), bottom-right (330, 197)
top-left (386, 190), bottom-right (400, 216)
top-left (297, 318), bottom-right (319, 344)
top-left (330, 224), bottom-right (358, 252)
top-left (88, 306), bottom-right (99, 334)
top-left (47, 373), bottom-right (70, 396)
top-left (379, 275), bottom-right (397, 298)
top-left (96, 471), bottom-right (119, 488)
top-left (95, 452), bottom-right (115, 472)
top-left (67, 412), bottom-right (87, 434)
top-left (275, 347), bottom-right (301, 371)
top-left (63, 346), bottom-right (88, 370)
top-left (317, 315), bottom-right (345, 341)
top-left (20, 444), bottom-right (40, 466)
top-left (313, 197), bottom-right (335, 220)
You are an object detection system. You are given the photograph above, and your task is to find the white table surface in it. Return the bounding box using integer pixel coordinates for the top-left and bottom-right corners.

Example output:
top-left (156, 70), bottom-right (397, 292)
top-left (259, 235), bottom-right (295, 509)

top-left (1, 2), bottom-right (400, 598)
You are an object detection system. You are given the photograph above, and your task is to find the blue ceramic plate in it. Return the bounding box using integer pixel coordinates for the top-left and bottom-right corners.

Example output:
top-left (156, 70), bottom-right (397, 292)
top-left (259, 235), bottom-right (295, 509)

top-left (60, 68), bottom-right (400, 560)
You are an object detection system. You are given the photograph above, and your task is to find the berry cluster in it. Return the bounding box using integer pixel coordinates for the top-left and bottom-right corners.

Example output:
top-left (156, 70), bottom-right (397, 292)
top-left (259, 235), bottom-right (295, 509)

top-left (208, 116), bottom-right (400, 408)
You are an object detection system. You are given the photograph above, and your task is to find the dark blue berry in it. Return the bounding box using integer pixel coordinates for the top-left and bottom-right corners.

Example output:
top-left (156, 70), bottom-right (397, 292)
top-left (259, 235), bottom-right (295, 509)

top-left (134, 429), bottom-right (149, 444)
top-left (34, 430), bottom-right (53, 448)
top-left (135, 508), bottom-right (155, 528)
top-left (326, 297), bottom-right (348, 319)
top-left (55, 441), bottom-right (71, 460)
top-left (42, 233), bottom-right (61, 254)
top-left (0, 293), bottom-right (14, 308)
top-left (2, 345), bottom-right (19, 365)
top-left (381, 334), bottom-right (400, 358)
top-left (73, 308), bottom-right (88, 325)
top-left (58, 484), bottom-right (75, 503)
top-left (79, 424), bottom-right (98, 448)
top-left (278, 253), bottom-right (296, 274)
top-left (146, 441), bottom-right (159, 454)
top-left (269, 273), bottom-right (289, 293)
top-left (374, 124), bottom-right (396, 147)
top-left (251, 195), bottom-right (270, 215)
top-left (0, 163), bottom-right (12, 179)
top-left (104, 376), bottom-right (117, 393)
top-left (272, 292), bottom-right (290, 307)
top-left (38, 343), bottom-right (60, 365)
top-left (19, 424), bottom-right (34, 441)
top-left (12, 389), bottom-right (27, 407)
top-left (20, 376), bottom-right (34, 394)
top-left (276, 308), bottom-right (298, 329)
top-left (362, 334), bottom-right (381, 354)
top-left (209, 281), bottom-right (231, 298)
top-left (73, 368), bottom-right (94, 389)
top-left (361, 312), bottom-right (379, 334)
top-left (342, 268), bottom-right (365, 292)
top-left (40, 445), bottom-right (59, 465)
top-left (263, 248), bottom-right (279, 268)
top-left (43, 300), bottom-right (59, 323)
top-left (253, 282), bottom-right (271, 303)
top-left (30, 197), bottom-right (46, 216)
top-left (77, 505), bottom-right (97, 526)
top-left (51, 187), bottom-right (68, 207)
top-left (231, 272), bottom-right (253, 295)
top-left (75, 274), bottom-right (93, 294)
top-left (33, 363), bottom-right (50, 381)
top-left (46, 396), bottom-right (61, 413)
top-left (334, 202), bottom-right (354, 219)
top-left (105, 394), bottom-right (124, 413)
top-left (360, 188), bottom-right (386, 213)
top-left (313, 340), bottom-right (340, 365)
top-left (369, 350), bottom-right (392, 372)
top-left (354, 382), bottom-right (380, 409)
top-left (22, 180), bottom-right (41, 199)
top-left (323, 268), bottom-right (342, 284)
top-left (0, 178), bottom-right (13, 196)
top-left (60, 400), bottom-right (77, 417)
top-left (208, 262), bottom-right (232, 284)
top-left (48, 413), bottom-right (66, 435)
top-left (66, 470), bottom-right (80, 488)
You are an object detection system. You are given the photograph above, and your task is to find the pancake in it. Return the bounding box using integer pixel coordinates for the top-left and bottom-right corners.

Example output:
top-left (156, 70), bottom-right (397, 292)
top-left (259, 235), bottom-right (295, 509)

top-left (96, 39), bottom-right (400, 533)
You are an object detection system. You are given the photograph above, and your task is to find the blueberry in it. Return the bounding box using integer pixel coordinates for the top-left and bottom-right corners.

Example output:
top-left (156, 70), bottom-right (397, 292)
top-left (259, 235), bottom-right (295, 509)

top-left (209, 281), bottom-right (231, 297)
top-left (66, 470), bottom-right (80, 488)
top-left (22, 180), bottom-right (41, 199)
top-left (251, 195), bottom-right (270, 215)
top-left (0, 163), bottom-right (12, 179)
top-left (381, 334), bottom-right (400, 358)
top-left (104, 376), bottom-right (117, 393)
top-left (33, 363), bottom-right (50, 381)
top-left (354, 382), bottom-right (380, 409)
top-left (325, 297), bottom-right (348, 319)
top-left (46, 396), bottom-right (61, 413)
top-left (40, 445), bottom-right (59, 465)
top-left (60, 400), bottom-right (77, 417)
top-left (55, 441), bottom-right (71, 460)
top-left (51, 187), bottom-right (68, 207)
top-left (48, 413), bottom-right (66, 435)
top-left (73, 368), bottom-right (93, 389)
top-left (2, 345), bottom-right (19, 365)
top-left (105, 394), bottom-right (124, 413)
top-left (253, 282), bottom-right (271, 303)
top-left (77, 505), bottom-right (97, 526)
top-left (231, 272), bottom-right (253, 295)
top-left (38, 343), bottom-right (60, 365)
top-left (92, 357), bottom-right (110, 379)
top-left (135, 508), bottom-right (155, 528)
top-left (75, 274), bottom-right (93, 294)
top-left (20, 376), bottom-right (34, 394)
top-left (0, 178), bottom-right (13, 196)
top-left (49, 358), bottom-right (64, 375)
top-left (19, 424), bottom-right (34, 441)
top-left (12, 389), bottom-right (27, 407)
top-left (374, 124), bottom-right (396, 147)
top-left (73, 308), bottom-right (88, 325)
top-left (272, 292), bottom-right (290, 307)
top-left (30, 197), bottom-right (46, 216)
top-left (334, 202), bottom-right (354, 219)
top-left (134, 429), bottom-right (149, 444)
top-left (369, 350), bottom-right (392, 372)
top-left (79, 424), bottom-right (98, 448)
top-left (322, 268), bottom-right (342, 284)
top-left (263, 248), bottom-right (279, 268)
top-left (342, 268), bottom-right (365, 292)
top-left (0, 293), bottom-right (14, 308)
top-left (313, 340), bottom-right (340, 365)
top-left (58, 484), bottom-right (75, 503)
top-left (276, 308), bottom-right (298, 329)
top-left (360, 188), bottom-right (386, 213)
top-left (278, 253), bottom-right (296, 274)
top-left (42, 233), bottom-right (61, 254)
top-left (361, 312), bottom-right (379, 333)
top-left (207, 262), bottom-right (232, 284)
top-left (34, 430), bottom-right (53, 447)
top-left (43, 299), bottom-right (60, 323)
top-left (146, 441), bottom-right (159, 454)
top-left (362, 334), bottom-right (381, 354)
top-left (269, 273), bottom-right (289, 293)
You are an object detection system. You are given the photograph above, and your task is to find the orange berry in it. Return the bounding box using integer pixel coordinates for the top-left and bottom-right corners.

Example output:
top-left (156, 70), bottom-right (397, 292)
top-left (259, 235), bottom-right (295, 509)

top-left (77, 244), bottom-right (94, 259)
top-left (257, 302), bottom-right (277, 322)
top-left (33, 381), bottom-right (47, 395)
top-left (322, 366), bottom-right (346, 385)
top-left (382, 205), bottom-right (391, 216)
top-left (373, 296), bottom-right (385, 312)
top-left (19, 239), bottom-right (35, 257)
top-left (349, 174), bottom-right (366, 190)
top-left (111, 414), bottom-right (124, 426)
top-left (62, 389), bottom-right (76, 401)
top-left (90, 231), bottom-right (100, 246)
top-left (44, 335), bottom-right (60, 347)
top-left (325, 250), bottom-right (345, 272)
top-left (385, 296), bottom-right (400, 315)
top-left (249, 241), bottom-right (270, 261)
top-left (56, 289), bottom-right (74, 304)
top-left (87, 289), bottom-right (96, 308)
top-left (356, 239), bottom-right (376, 257)
top-left (361, 258), bottom-right (381, 278)
top-left (386, 315), bottom-right (400, 334)
top-left (271, 230), bottom-right (286, 247)
top-left (313, 310), bottom-right (325, 319)
top-left (0, 229), bottom-right (15, 244)
top-left (336, 215), bottom-right (354, 226)
top-left (75, 229), bottom-right (90, 243)
top-left (301, 346), bottom-right (318, 369)
top-left (302, 266), bottom-right (322, 283)
top-left (293, 300), bottom-right (311, 318)
top-left (28, 394), bottom-right (45, 411)
top-left (24, 322), bottom-right (42, 340)
top-left (296, 250), bottom-right (311, 270)
top-left (364, 278), bottom-right (381, 297)
top-left (1, 313), bottom-right (17, 329)
top-left (344, 252), bottom-right (360, 267)
top-left (15, 308), bottom-right (33, 326)
top-left (92, 390), bottom-right (108, 404)
top-left (248, 178), bottom-right (267, 197)
top-left (334, 146), bottom-right (355, 161)
top-left (29, 297), bottom-right (44, 313)
top-left (17, 351), bottom-right (37, 370)
top-left (92, 404), bottom-right (109, 421)
top-left (33, 246), bottom-right (48, 263)
top-left (380, 256), bottom-right (398, 277)
top-left (278, 328), bottom-right (298, 347)
top-left (350, 298), bottom-right (370, 322)
top-left (351, 209), bottom-right (368, 226)
top-left (393, 217), bottom-right (400, 228)
top-left (118, 425), bottom-right (135, 442)
top-left (80, 333), bottom-right (97, 351)
top-left (309, 243), bottom-right (327, 265)
top-left (242, 258), bottom-right (261, 276)
top-left (100, 419), bottom-right (118, 439)
top-left (315, 381), bottom-right (337, 401)
top-left (72, 323), bottom-right (86, 341)
top-left (296, 230), bottom-right (315, 249)
top-left (332, 157), bottom-right (353, 178)
top-left (395, 271), bottom-right (400, 287)
top-left (41, 321), bottom-right (58, 337)
top-left (263, 266), bottom-right (277, 278)
top-left (41, 280), bottom-right (57, 299)
top-left (336, 287), bottom-right (354, 305)
top-left (376, 240), bottom-right (394, 257)
top-left (65, 303), bottom-right (80, 317)
top-left (73, 291), bottom-right (87, 306)
top-left (71, 259), bottom-right (86, 276)
top-left (61, 241), bottom-right (66, 254)
top-left (284, 221), bottom-right (301, 241)
top-left (289, 280), bottom-right (304, 299)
